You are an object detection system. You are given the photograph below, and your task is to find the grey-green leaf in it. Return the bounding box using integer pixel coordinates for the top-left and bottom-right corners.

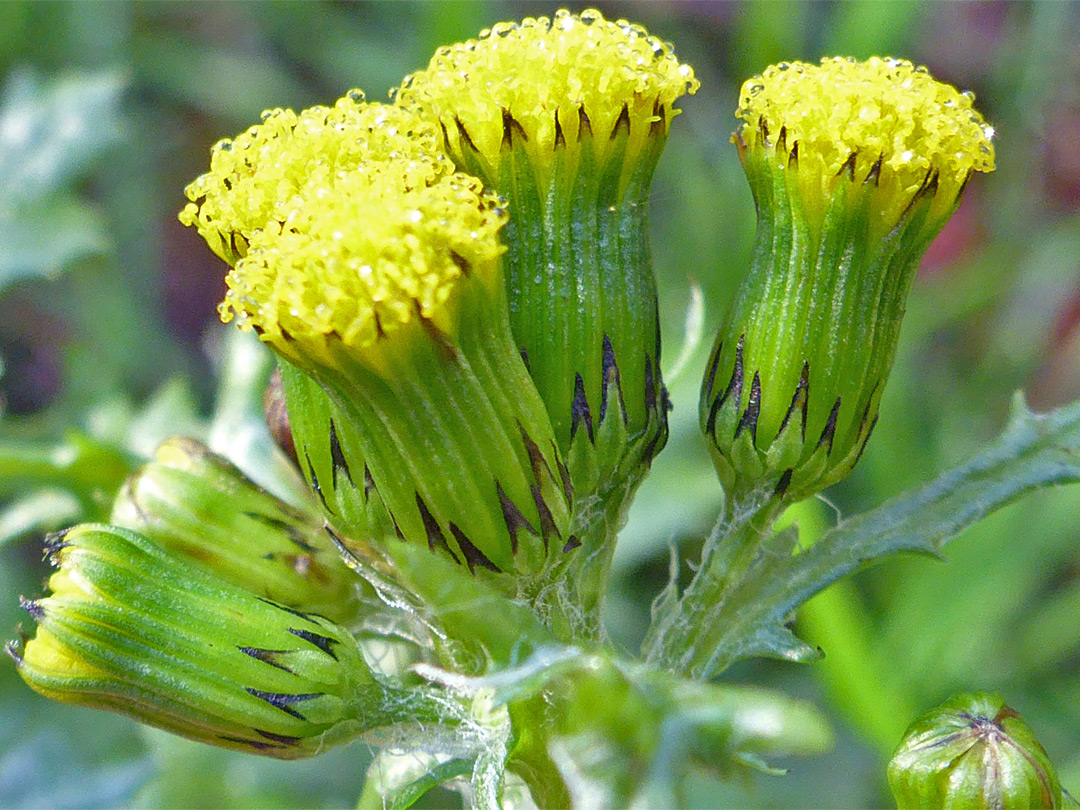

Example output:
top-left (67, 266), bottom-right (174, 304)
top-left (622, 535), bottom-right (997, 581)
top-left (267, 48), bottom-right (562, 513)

top-left (686, 392), bottom-right (1080, 677)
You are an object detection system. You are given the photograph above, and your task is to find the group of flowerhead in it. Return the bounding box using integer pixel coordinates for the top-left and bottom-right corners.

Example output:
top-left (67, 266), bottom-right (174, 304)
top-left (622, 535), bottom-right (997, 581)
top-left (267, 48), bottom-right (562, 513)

top-left (11, 7), bottom-right (997, 771)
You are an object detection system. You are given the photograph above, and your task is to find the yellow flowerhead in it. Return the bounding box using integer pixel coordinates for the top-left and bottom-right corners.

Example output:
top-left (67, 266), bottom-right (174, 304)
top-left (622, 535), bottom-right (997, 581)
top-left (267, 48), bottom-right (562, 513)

top-left (736, 56), bottom-right (995, 237)
top-left (396, 8), bottom-right (699, 192)
top-left (218, 169), bottom-right (508, 371)
top-left (179, 93), bottom-right (454, 264)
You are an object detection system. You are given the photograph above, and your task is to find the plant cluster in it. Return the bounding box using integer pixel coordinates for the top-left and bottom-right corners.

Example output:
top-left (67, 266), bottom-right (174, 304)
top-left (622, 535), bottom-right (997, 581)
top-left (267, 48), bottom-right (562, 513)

top-left (7, 9), bottom-right (1079, 809)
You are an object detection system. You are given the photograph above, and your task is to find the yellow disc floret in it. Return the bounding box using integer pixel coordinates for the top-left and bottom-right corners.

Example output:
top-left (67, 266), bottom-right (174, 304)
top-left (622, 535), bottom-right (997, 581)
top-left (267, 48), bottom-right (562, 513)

top-left (219, 170), bottom-right (508, 355)
top-left (396, 8), bottom-right (699, 185)
top-left (737, 57), bottom-right (995, 230)
top-left (179, 94), bottom-right (454, 264)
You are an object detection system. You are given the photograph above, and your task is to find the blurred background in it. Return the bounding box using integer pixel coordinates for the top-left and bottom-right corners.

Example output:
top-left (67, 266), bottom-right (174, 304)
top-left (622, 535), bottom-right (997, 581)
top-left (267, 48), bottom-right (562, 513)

top-left (1, 2), bottom-right (1078, 807)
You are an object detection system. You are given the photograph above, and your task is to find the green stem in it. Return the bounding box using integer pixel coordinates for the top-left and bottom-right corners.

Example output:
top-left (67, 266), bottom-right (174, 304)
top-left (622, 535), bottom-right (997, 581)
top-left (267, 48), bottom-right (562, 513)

top-left (641, 495), bottom-right (782, 677)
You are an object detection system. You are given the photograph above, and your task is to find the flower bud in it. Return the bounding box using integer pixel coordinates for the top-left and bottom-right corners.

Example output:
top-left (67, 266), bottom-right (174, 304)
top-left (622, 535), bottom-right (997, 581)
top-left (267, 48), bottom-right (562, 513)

top-left (701, 57), bottom-right (995, 510)
top-left (8, 525), bottom-right (413, 758)
top-left (397, 9), bottom-right (698, 615)
top-left (110, 437), bottom-right (363, 625)
top-left (888, 692), bottom-right (1068, 809)
top-left (180, 94), bottom-right (574, 600)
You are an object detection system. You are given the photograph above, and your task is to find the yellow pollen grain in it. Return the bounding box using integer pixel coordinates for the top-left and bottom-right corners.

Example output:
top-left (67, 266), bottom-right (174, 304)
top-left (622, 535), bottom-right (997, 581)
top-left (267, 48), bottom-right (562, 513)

top-left (179, 94), bottom-right (454, 263)
top-left (737, 56), bottom-right (995, 221)
top-left (396, 8), bottom-right (699, 168)
top-left (219, 172), bottom-right (507, 350)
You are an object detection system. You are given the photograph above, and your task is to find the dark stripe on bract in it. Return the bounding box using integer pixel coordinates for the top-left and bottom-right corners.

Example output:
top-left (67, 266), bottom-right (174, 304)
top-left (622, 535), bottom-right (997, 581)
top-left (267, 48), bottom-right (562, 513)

top-left (496, 482), bottom-right (538, 555)
top-left (735, 372), bottom-right (762, 443)
top-left (256, 729), bottom-right (303, 746)
top-left (721, 335), bottom-right (745, 408)
top-left (244, 688), bottom-right (321, 720)
top-left (865, 154), bottom-right (883, 186)
top-left (502, 108), bottom-right (528, 147)
top-left (287, 628), bottom-right (339, 660)
top-left (243, 512), bottom-right (317, 552)
top-left (256, 597), bottom-right (316, 623)
top-left (563, 536), bottom-right (582, 553)
top-left (415, 495), bottom-right (460, 564)
top-left (610, 103), bottom-right (631, 139)
top-left (818, 398), bottom-right (843, 452)
top-left (449, 250), bottom-right (472, 277)
top-left (305, 452), bottom-right (330, 511)
top-left (449, 523), bottom-right (501, 573)
top-left (555, 449), bottom-right (573, 505)
top-left (455, 117), bottom-right (479, 154)
top-left (218, 734), bottom-right (278, 752)
top-left (774, 469), bottom-right (793, 497)
top-left (703, 342), bottom-right (722, 399)
top-left (838, 150), bottom-right (858, 180)
top-left (518, 425), bottom-right (546, 486)
top-left (238, 646), bottom-right (295, 674)
top-left (363, 465), bottom-right (376, 501)
top-left (571, 373), bottom-right (594, 442)
top-left (599, 335), bottom-right (627, 426)
top-left (554, 109), bottom-right (566, 149)
top-left (778, 362), bottom-right (810, 441)
top-left (530, 485), bottom-right (560, 551)
top-left (641, 423), bottom-right (664, 466)
top-left (578, 106), bottom-right (593, 138)
top-left (644, 355), bottom-right (656, 412)
top-left (328, 420), bottom-right (354, 490)
top-left (851, 415), bottom-right (879, 468)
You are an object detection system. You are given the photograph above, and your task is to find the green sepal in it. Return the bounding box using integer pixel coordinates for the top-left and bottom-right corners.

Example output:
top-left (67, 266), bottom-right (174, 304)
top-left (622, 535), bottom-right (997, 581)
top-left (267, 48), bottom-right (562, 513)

top-left (701, 138), bottom-right (953, 512)
top-left (888, 692), bottom-right (1067, 809)
top-left (454, 106), bottom-right (671, 515)
top-left (110, 437), bottom-right (364, 626)
top-left (10, 524), bottom-right (430, 759)
top-left (278, 273), bottom-right (575, 599)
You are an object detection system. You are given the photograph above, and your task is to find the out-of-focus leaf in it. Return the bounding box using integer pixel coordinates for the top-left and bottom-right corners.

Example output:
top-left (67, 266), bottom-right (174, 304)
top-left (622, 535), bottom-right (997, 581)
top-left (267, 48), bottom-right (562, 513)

top-left (0, 429), bottom-right (133, 513)
top-left (477, 650), bottom-right (832, 810)
top-left (358, 749), bottom-right (471, 810)
top-left (130, 728), bottom-right (372, 810)
top-left (0, 487), bottom-right (80, 547)
top-left (0, 70), bottom-right (124, 292)
top-left (0, 196), bottom-right (108, 291)
top-left (133, 35), bottom-right (308, 125)
top-left (205, 328), bottom-right (313, 509)
top-left (0, 70), bottom-right (125, 205)
top-left (672, 393), bottom-right (1080, 677)
top-left (0, 686), bottom-right (153, 810)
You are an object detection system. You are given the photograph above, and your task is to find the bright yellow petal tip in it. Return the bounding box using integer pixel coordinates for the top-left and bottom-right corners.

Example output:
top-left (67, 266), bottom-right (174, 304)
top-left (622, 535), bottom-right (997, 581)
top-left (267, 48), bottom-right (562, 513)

top-left (179, 94), bottom-right (454, 264)
top-left (219, 171), bottom-right (508, 354)
top-left (737, 56), bottom-right (995, 229)
top-left (396, 8), bottom-right (699, 184)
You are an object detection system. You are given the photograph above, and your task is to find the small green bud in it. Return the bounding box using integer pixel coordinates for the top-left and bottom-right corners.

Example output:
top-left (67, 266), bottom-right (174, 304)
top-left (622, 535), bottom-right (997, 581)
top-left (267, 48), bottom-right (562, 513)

top-left (110, 437), bottom-right (363, 626)
top-left (701, 57), bottom-right (995, 510)
top-left (888, 692), bottom-right (1068, 809)
top-left (9, 524), bottom-right (414, 758)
